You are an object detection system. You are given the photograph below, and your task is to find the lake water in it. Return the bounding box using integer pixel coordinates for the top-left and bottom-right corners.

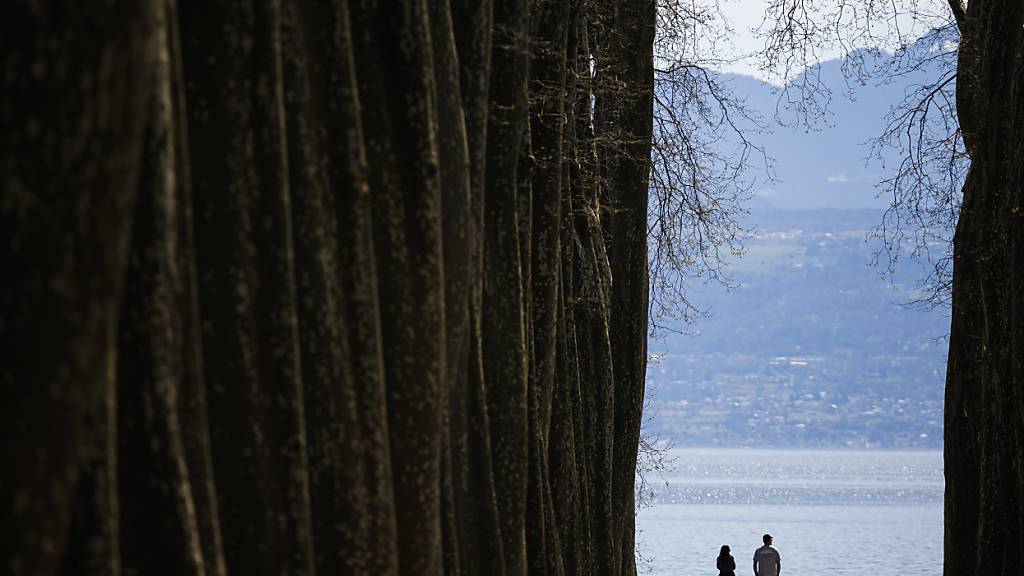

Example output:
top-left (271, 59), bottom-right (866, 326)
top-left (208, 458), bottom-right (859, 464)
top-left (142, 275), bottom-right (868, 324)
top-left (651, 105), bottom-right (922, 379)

top-left (635, 448), bottom-right (944, 575)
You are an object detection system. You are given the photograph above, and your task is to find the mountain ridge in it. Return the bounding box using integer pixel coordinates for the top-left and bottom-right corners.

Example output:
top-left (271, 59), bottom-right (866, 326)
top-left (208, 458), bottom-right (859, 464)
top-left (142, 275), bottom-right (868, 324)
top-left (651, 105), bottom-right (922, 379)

top-left (649, 45), bottom-right (952, 448)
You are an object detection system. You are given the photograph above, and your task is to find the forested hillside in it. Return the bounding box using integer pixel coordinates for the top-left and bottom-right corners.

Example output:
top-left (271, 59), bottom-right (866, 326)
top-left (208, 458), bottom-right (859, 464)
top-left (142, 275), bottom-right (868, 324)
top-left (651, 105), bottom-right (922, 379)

top-left (648, 208), bottom-right (948, 448)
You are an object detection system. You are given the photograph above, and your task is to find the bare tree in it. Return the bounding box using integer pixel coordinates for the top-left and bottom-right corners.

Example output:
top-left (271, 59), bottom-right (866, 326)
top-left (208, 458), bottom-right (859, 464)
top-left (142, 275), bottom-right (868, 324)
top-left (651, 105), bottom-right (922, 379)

top-left (648, 0), bottom-right (772, 332)
top-left (754, 0), bottom-right (964, 305)
top-left (868, 22), bottom-right (965, 306)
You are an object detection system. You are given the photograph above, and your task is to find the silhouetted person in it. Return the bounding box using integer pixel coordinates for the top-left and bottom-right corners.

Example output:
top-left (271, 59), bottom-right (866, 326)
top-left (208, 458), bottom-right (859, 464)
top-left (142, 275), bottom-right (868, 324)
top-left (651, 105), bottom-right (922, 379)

top-left (753, 533), bottom-right (781, 576)
top-left (717, 545), bottom-right (736, 576)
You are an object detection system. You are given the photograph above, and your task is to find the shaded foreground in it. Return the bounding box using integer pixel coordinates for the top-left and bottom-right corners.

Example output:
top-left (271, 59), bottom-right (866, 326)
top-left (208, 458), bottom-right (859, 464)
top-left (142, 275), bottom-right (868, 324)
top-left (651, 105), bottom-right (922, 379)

top-left (0, 1), bottom-right (654, 575)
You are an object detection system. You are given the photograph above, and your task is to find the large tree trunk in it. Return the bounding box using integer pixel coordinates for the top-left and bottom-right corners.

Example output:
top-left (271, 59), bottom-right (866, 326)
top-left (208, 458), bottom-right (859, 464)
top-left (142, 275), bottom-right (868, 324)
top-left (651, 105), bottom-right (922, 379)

top-left (447, 3), bottom-right (508, 573)
top-left (116, 7), bottom-right (207, 572)
top-left (588, 2), bottom-right (656, 574)
top-left (945, 1), bottom-right (1024, 575)
top-left (483, 0), bottom-right (532, 573)
top-left (349, 2), bottom-right (449, 575)
top-left (0, 3), bottom-right (153, 575)
top-left (598, 4), bottom-right (655, 575)
top-left (1, 2), bottom-right (657, 575)
top-left (178, 3), bottom-right (316, 573)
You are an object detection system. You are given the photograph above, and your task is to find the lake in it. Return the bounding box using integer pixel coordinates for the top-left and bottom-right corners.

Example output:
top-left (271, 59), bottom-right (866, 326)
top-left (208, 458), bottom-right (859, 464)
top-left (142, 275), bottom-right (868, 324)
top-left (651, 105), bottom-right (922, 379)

top-left (635, 448), bottom-right (944, 575)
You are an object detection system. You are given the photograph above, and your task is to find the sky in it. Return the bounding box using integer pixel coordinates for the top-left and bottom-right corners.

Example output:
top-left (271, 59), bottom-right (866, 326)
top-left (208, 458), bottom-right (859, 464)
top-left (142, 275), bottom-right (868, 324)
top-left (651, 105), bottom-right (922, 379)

top-left (705, 0), bottom-right (953, 80)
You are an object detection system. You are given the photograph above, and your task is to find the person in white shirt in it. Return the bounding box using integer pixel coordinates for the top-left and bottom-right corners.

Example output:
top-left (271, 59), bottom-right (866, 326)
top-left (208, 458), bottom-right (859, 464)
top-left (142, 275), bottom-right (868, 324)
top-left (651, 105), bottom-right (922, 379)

top-left (753, 533), bottom-right (781, 576)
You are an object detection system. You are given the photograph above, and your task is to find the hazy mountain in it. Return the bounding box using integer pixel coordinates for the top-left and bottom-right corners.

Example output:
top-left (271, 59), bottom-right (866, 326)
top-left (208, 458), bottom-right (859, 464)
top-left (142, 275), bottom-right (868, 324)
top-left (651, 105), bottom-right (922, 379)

top-left (714, 50), bottom-right (943, 210)
top-left (647, 53), bottom-right (951, 449)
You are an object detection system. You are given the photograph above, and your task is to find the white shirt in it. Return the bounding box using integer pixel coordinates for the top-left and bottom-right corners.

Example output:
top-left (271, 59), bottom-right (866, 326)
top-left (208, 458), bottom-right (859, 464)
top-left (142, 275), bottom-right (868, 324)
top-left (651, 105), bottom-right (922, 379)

top-left (753, 545), bottom-right (780, 576)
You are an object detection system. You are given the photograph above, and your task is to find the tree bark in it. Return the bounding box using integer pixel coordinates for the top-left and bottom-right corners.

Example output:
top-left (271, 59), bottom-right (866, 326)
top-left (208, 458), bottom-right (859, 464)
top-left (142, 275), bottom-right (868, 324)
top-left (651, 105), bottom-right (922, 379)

top-left (599, 3), bottom-right (656, 575)
top-left (945, 1), bottom-right (1024, 574)
top-left (483, 0), bottom-right (532, 573)
top-left (0, 3), bottom-right (152, 574)
top-left (116, 8), bottom-right (205, 571)
top-left (1, 3), bottom-right (659, 575)
top-left (350, 2), bottom-right (448, 575)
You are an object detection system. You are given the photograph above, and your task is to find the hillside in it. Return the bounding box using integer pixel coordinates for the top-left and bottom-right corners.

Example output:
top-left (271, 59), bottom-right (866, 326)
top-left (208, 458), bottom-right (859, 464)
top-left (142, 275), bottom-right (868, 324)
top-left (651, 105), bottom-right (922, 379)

top-left (646, 49), bottom-right (954, 449)
top-left (647, 207), bottom-right (949, 449)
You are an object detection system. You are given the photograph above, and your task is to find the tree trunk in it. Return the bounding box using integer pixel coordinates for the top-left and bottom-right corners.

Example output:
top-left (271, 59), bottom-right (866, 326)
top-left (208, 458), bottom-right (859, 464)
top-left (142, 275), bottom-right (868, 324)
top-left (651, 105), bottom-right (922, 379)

top-left (483, 0), bottom-right (532, 573)
top-left (350, 2), bottom-right (448, 575)
top-left (0, 3), bottom-right (152, 574)
top-left (598, 3), bottom-right (656, 575)
top-left (178, 3), bottom-right (316, 573)
top-left (1, 3), bottom-right (658, 575)
top-left (116, 8), bottom-right (206, 571)
top-left (945, 1), bottom-right (1024, 574)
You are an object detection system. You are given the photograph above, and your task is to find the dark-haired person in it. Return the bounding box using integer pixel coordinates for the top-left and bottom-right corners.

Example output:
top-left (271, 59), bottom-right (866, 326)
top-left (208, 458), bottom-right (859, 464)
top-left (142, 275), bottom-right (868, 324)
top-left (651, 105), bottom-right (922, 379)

top-left (717, 545), bottom-right (737, 576)
top-left (753, 533), bottom-right (781, 576)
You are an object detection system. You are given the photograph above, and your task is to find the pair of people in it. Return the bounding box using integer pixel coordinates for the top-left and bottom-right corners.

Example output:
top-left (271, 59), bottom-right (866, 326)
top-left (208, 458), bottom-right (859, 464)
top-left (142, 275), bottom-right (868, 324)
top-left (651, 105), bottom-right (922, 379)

top-left (717, 534), bottom-right (781, 576)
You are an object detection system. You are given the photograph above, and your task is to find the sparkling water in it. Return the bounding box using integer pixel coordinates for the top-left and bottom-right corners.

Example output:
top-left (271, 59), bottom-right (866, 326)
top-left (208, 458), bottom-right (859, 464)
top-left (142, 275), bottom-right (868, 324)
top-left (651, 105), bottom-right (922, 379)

top-left (635, 448), bottom-right (943, 575)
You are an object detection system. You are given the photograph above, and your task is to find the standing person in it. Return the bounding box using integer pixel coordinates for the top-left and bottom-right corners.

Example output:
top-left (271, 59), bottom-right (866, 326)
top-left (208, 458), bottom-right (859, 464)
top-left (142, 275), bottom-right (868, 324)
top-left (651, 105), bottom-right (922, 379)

top-left (717, 545), bottom-right (736, 576)
top-left (753, 534), bottom-right (781, 576)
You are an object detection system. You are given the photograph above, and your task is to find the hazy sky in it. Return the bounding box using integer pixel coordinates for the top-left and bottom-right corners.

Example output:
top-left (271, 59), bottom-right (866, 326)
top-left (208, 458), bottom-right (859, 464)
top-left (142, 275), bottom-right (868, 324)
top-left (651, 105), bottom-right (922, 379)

top-left (707, 0), bottom-right (952, 79)
top-left (715, 0), bottom-right (784, 77)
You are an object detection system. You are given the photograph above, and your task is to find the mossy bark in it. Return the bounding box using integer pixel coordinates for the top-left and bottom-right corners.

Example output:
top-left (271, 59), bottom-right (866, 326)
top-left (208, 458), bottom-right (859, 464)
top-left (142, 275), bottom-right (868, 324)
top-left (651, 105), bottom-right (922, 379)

top-left (1, 2), bottom-right (657, 575)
